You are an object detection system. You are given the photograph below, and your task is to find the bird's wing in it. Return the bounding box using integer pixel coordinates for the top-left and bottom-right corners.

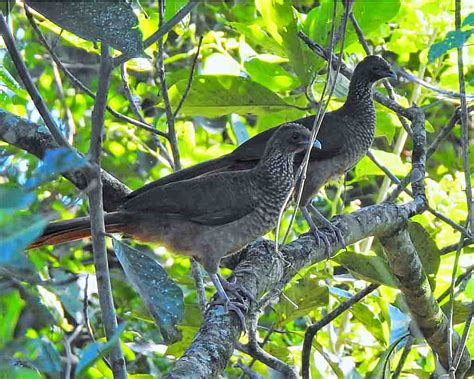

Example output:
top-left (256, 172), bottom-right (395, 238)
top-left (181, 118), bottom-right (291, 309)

top-left (120, 170), bottom-right (258, 226)
top-left (231, 113), bottom-right (346, 165)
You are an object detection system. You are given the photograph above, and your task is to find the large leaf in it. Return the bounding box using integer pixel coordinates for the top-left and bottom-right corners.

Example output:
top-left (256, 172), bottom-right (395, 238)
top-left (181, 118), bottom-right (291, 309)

top-left (428, 29), bottom-right (474, 63)
top-left (113, 240), bottom-right (184, 343)
top-left (275, 271), bottom-right (329, 325)
top-left (255, 0), bottom-right (314, 84)
top-left (168, 75), bottom-right (293, 117)
top-left (75, 323), bottom-right (127, 376)
top-left (244, 56), bottom-right (301, 92)
top-left (355, 150), bottom-right (411, 178)
top-left (26, 1), bottom-right (144, 57)
top-left (407, 221), bottom-right (440, 277)
top-left (333, 251), bottom-right (399, 288)
top-left (25, 147), bottom-right (87, 190)
top-left (367, 334), bottom-right (408, 379)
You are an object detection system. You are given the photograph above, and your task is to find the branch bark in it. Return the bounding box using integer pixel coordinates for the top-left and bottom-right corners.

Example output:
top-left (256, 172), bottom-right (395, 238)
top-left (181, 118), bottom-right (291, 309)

top-left (380, 228), bottom-right (470, 378)
top-left (0, 110), bottom-right (130, 211)
top-left (88, 44), bottom-right (127, 378)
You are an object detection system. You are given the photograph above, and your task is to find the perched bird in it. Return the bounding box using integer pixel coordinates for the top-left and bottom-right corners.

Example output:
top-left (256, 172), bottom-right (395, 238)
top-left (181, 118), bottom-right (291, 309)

top-left (128, 55), bottom-right (397, 246)
top-left (30, 123), bottom-right (320, 321)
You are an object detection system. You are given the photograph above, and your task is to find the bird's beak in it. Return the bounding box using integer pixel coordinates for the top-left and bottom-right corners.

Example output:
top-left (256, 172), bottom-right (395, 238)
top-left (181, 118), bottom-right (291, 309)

top-left (298, 137), bottom-right (322, 150)
top-left (313, 139), bottom-right (322, 149)
top-left (386, 69), bottom-right (397, 80)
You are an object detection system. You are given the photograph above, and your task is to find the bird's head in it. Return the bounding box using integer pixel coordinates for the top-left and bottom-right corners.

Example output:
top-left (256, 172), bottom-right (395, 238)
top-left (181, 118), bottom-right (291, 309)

top-left (269, 123), bottom-right (321, 155)
top-left (354, 55), bottom-right (397, 83)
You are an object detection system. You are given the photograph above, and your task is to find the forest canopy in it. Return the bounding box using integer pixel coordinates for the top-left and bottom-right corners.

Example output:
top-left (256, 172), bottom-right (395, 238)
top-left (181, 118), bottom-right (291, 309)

top-left (0, 0), bottom-right (473, 378)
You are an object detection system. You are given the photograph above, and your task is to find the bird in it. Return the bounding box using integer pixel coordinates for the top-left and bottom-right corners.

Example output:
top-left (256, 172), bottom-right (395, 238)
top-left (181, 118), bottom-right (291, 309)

top-left (127, 55), bottom-right (397, 248)
top-left (30, 123), bottom-right (321, 323)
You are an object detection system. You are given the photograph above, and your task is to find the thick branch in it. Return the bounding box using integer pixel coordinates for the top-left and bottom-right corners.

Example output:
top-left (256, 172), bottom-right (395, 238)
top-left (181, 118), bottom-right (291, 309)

top-left (0, 110), bottom-right (130, 211)
top-left (165, 201), bottom-right (420, 378)
top-left (380, 228), bottom-right (470, 378)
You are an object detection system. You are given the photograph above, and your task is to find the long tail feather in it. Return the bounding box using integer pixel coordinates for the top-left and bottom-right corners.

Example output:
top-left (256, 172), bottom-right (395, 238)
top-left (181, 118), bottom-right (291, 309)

top-left (29, 213), bottom-right (126, 249)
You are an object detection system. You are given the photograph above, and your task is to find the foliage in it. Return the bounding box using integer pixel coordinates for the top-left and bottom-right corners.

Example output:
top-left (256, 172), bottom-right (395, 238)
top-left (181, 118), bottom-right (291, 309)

top-left (0, 0), bottom-right (472, 377)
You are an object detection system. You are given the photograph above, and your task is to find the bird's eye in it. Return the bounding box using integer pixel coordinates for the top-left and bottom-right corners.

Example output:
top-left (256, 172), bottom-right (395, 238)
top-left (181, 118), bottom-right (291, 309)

top-left (291, 132), bottom-right (300, 140)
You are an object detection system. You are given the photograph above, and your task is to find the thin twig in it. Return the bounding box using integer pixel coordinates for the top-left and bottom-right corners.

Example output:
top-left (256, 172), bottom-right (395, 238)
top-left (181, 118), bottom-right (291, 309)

top-left (392, 335), bottom-right (414, 379)
top-left (23, 5), bottom-right (169, 139)
top-left (113, 0), bottom-right (200, 67)
top-left (455, 0), bottom-right (473, 238)
top-left (367, 151), bottom-right (467, 234)
top-left (452, 305), bottom-right (473, 373)
top-left (0, 11), bottom-right (70, 147)
top-left (301, 283), bottom-right (379, 379)
top-left (398, 68), bottom-right (474, 100)
top-left (437, 265), bottom-right (473, 303)
top-left (156, 0), bottom-right (207, 312)
top-left (440, 239), bottom-right (474, 255)
top-left (88, 44), bottom-right (127, 379)
top-left (173, 36), bottom-right (203, 119)
top-left (120, 63), bottom-right (174, 168)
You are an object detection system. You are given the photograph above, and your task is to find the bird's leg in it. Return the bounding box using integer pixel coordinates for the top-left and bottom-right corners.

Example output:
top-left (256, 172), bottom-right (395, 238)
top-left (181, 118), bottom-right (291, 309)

top-left (308, 203), bottom-right (346, 249)
top-left (209, 273), bottom-right (247, 331)
top-left (300, 206), bottom-right (331, 254)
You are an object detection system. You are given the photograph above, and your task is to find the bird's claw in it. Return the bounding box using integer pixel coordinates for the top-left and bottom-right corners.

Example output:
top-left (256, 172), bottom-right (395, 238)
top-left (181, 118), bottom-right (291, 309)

top-left (208, 297), bottom-right (248, 332)
top-left (310, 227), bottom-right (332, 259)
top-left (219, 274), bottom-right (256, 304)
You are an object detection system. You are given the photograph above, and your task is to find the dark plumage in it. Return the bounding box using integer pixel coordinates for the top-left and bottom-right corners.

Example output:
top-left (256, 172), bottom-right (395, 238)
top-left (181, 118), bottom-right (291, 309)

top-left (30, 123), bottom-right (318, 318)
top-left (129, 55), bottom-right (396, 245)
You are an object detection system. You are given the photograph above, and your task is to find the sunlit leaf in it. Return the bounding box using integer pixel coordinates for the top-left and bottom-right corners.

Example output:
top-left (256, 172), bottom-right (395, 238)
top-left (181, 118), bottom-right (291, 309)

top-left (428, 29), bottom-right (474, 62)
top-left (168, 75), bottom-right (293, 117)
top-left (256, 0), bottom-right (314, 84)
top-left (244, 56), bottom-right (300, 92)
top-left (462, 12), bottom-right (474, 27)
top-left (113, 240), bottom-right (184, 343)
top-left (355, 150), bottom-right (410, 178)
top-left (366, 334), bottom-right (408, 379)
top-left (334, 251), bottom-right (399, 288)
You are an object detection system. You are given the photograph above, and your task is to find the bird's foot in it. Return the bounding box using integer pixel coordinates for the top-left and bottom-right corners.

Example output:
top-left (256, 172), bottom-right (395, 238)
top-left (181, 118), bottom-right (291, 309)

top-left (218, 274), bottom-right (256, 304)
top-left (318, 217), bottom-right (346, 250)
top-left (209, 273), bottom-right (248, 332)
top-left (208, 296), bottom-right (247, 332)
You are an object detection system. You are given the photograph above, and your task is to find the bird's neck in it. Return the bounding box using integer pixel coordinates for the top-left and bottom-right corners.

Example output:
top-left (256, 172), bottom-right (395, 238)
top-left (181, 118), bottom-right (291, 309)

top-left (256, 149), bottom-right (295, 184)
top-left (343, 77), bottom-right (375, 111)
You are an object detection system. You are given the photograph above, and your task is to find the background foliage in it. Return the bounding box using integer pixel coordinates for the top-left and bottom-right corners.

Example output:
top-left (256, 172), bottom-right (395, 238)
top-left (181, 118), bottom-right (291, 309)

top-left (0, 0), bottom-right (472, 377)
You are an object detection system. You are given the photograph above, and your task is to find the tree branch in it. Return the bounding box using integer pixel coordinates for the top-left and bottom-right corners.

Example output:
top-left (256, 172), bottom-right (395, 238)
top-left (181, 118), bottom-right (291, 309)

top-left (0, 110), bottom-right (130, 211)
top-left (380, 227), bottom-right (470, 378)
top-left (0, 11), bottom-right (70, 148)
top-left (87, 44), bottom-right (126, 378)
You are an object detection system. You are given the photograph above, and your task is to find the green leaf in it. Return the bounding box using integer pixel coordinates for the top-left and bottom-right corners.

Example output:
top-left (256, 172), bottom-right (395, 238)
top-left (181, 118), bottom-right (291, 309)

top-left (275, 272), bottom-right (329, 325)
top-left (29, 338), bottom-right (62, 374)
top-left (462, 12), bottom-right (474, 27)
top-left (25, 147), bottom-right (87, 190)
top-left (334, 251), bottom-right (399, 288)
top-left (113, 240), bottom-right (184, 343)
top-left (168, 75), bottom-right (293, 117)
top-left (407, 222), bottom-right (440, 276)
top-left (0, 186), bottom-right (35, 215)
top-left (25, 1), bottom-right (144, 57)
top-left (355, 150), bottom-right (410, 178)
top-left (0, 66), bottom-right (28, 99)
top-left (75, 323), bottom-right (127, 376)
top-left (256, 0), bottom-right (313, 84)
top-left (0, 290), bottom-right (24, 347)
top-left (367, 334), bottom-right (408, 379)
top-left (375, 110), bottom-right (400, 144)
top-left (428, 29), bottom-right (474, 63)
top-left (0, 215), bottom-right (47, 270)
top-left (244, 56), bottom-right (300, 92)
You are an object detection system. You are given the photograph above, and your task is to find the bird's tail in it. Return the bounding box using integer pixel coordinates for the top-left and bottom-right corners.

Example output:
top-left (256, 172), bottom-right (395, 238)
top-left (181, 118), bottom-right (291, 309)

top-left (28, 212), bottom-right (126, 249)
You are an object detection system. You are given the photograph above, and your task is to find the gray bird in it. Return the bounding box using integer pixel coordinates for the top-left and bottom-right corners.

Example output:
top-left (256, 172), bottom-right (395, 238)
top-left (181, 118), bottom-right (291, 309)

top-left (129, 55), bottom-right (397, 247)
top-left (30, 123), bottom-right (321, 321)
